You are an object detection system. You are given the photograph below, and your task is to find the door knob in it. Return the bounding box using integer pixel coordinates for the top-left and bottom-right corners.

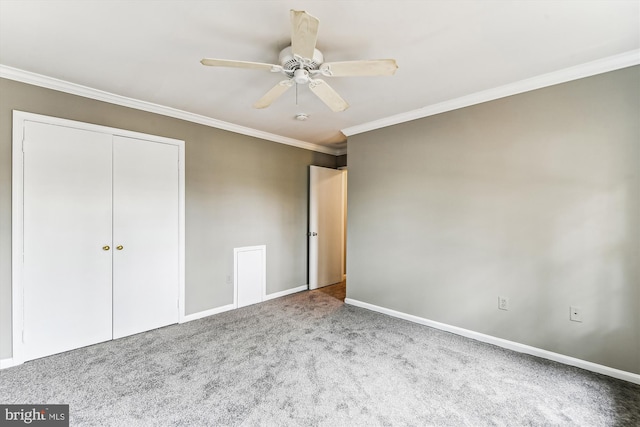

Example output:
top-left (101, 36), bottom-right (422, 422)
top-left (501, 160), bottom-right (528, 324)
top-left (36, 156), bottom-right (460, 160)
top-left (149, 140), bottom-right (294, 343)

top-left (102, 245), bottom-right (110, 251)
top-left (116, 245), bottom-right (124, 250)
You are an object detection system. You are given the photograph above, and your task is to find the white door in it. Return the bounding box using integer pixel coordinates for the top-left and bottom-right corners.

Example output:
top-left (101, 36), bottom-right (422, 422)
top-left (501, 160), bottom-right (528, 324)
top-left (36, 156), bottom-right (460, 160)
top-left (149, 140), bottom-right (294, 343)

top-left (112, 136), bottom-right (179, 338)
top-left (309, 166), bottom-right (344, 289)
top-left (22, 122), bottom-right (113, 361)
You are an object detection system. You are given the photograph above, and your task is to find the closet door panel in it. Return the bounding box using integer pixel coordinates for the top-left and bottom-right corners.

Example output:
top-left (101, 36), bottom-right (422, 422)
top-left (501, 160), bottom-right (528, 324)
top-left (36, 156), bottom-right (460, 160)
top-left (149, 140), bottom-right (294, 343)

top-left (22, 122), bottom-right (113, 361)
top-left (112, 136), bottom-right (179, 338)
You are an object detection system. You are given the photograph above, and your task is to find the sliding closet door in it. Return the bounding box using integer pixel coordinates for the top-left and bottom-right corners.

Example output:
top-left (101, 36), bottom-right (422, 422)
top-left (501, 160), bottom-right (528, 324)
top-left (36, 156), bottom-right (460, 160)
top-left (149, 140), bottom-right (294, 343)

top-left (22, 122), bottom-right (113, 361)
top-left (112, 136), bottom-right (179, 339)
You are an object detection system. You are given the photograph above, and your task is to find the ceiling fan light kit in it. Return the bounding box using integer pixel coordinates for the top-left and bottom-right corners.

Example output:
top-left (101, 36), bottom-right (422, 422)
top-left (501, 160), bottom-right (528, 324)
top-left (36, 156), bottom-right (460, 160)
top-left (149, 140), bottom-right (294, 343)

top-left (201, 9), bottom-right (398, 112)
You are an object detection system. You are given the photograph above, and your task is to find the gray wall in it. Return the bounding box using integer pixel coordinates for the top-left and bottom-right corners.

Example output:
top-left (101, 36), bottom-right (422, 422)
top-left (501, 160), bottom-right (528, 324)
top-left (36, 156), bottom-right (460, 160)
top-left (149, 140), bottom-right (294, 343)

top-left (0, 78), bottom-right (336, 359)
top-left (347, 66), bottom-right (640, 374)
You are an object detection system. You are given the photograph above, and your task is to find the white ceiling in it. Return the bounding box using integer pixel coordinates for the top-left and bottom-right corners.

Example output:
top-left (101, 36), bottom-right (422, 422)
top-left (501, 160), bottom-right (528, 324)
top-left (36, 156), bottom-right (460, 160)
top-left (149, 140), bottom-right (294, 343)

top-left (1, 1), bottom-right (638, 154)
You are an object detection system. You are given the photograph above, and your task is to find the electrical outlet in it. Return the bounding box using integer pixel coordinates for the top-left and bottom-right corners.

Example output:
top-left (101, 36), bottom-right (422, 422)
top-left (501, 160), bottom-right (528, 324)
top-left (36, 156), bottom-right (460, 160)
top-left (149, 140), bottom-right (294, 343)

top-left (570, 306), bottom-right (582, 322)
top-left (226, 275), bottom-right (232, 284)
top-left (498, 296), bottom-right (509, 311)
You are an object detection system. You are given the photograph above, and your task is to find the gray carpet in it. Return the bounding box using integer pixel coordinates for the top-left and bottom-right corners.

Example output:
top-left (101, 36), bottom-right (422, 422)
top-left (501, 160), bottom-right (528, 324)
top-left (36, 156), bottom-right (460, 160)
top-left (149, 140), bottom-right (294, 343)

top-left (1, 290), bottom-right (639, 426)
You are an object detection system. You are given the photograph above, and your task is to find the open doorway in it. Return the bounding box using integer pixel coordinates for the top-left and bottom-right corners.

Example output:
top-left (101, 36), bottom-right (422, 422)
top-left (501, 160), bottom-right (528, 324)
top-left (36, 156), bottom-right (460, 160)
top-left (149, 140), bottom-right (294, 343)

top-left (308, 165), bottom-right (347, 300)
top-left (315, 280), bottom-right (346, 301)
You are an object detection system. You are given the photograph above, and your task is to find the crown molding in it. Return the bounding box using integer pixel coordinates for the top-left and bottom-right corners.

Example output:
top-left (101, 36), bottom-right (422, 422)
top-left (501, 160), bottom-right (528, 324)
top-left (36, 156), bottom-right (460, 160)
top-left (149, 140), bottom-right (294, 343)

top-left (342, 49), bottom-right (640, 137)
top-left (0, 65), bottom-right (340, 156)
top-left (5, 49), bottom-right (636, 155)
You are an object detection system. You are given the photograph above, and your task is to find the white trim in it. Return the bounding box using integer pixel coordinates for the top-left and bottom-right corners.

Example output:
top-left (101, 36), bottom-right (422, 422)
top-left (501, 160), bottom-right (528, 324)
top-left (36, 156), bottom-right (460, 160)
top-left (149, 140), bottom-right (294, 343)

top-left (181, 284), bottom-right (306, 323)
top-left (3, 51), bottom-right (637, 154)
top-left (177, 142), bottom-right (186, 324)
top-left (234, 245), bottom-right (267, 308)
top-left (11, 111), bottom-right (186, 367)
top-left (264, 285), bottom-right (308, 301)
top-left (342, 49), bottom-right (640, 137)
top-left (168, 284), bottom-right (308, 323)
top-left (344, 298), bottom-right (640, 385)
top-left (0, 358), bottom-right (18, 369)
top-left (14, 111), bottom-right (186, 146)
top-left (0, 65), bottom-right (340, 156)
top-left (11, 112), bottom-right (25, 367)
top-left (180, 303), bottom-right (236, 323)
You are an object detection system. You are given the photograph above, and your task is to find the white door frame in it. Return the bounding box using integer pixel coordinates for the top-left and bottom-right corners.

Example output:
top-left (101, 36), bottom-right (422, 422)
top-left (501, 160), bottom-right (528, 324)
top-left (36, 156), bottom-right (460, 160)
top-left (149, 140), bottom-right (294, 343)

top-left (340, 167), bottom-right (347, 280)
top-left (11, 110), bottom-right (186, 366)
top-left (308, 165), bottom-right (345, 289)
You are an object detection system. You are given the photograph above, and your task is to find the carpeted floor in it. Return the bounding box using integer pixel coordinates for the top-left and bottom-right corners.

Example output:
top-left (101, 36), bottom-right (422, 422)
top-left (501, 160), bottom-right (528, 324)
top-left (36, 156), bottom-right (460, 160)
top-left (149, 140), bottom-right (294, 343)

top-left (1, 288), bottom-right (639, 426)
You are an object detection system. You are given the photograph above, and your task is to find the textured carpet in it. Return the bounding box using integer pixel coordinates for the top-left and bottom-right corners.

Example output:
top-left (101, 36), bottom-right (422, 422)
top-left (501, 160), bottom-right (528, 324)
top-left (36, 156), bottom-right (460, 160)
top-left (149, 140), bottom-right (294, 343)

top-left (1, 289), bottom-right (639, 426)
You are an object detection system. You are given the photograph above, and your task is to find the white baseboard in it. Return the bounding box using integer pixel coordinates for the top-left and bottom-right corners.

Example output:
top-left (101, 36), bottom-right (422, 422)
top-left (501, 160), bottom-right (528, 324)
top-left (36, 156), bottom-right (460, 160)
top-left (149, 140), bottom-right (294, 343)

top-left (180, 285), bottom-right (308, 323)
top-left (264, 285), bottom-right (308, 301)
top-left (344, 298), bottom-right (640, 385)
top-left (0, 358), bottom-right (18, 369)
top-left (180, 303), bottom-right (236, 323)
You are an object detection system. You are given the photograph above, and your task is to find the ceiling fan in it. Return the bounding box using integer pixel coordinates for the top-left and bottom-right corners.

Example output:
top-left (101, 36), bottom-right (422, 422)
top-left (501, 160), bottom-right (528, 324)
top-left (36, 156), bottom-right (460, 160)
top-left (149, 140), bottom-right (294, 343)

top-left (201, 10), bottom-right (398, 112)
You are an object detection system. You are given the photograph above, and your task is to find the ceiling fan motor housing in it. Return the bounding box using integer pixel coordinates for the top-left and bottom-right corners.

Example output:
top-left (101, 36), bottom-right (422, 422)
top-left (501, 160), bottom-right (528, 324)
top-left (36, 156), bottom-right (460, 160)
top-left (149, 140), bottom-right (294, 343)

top-left (279, 46), bottom-right (324, 76)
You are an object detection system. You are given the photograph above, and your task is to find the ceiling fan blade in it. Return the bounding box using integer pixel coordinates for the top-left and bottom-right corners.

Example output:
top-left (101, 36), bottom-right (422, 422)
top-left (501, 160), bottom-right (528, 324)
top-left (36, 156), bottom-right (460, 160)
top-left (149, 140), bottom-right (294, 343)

top-left (320, 59), bottom-right (398, 77)
top-left (290, 10), bottom-right (319, 59)
top-left (253, 80), bottom-right (294, 109)
top-left (308, 79), bottom-right (349, 112)
top-left (201, 58), bottom-right (281, 72)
